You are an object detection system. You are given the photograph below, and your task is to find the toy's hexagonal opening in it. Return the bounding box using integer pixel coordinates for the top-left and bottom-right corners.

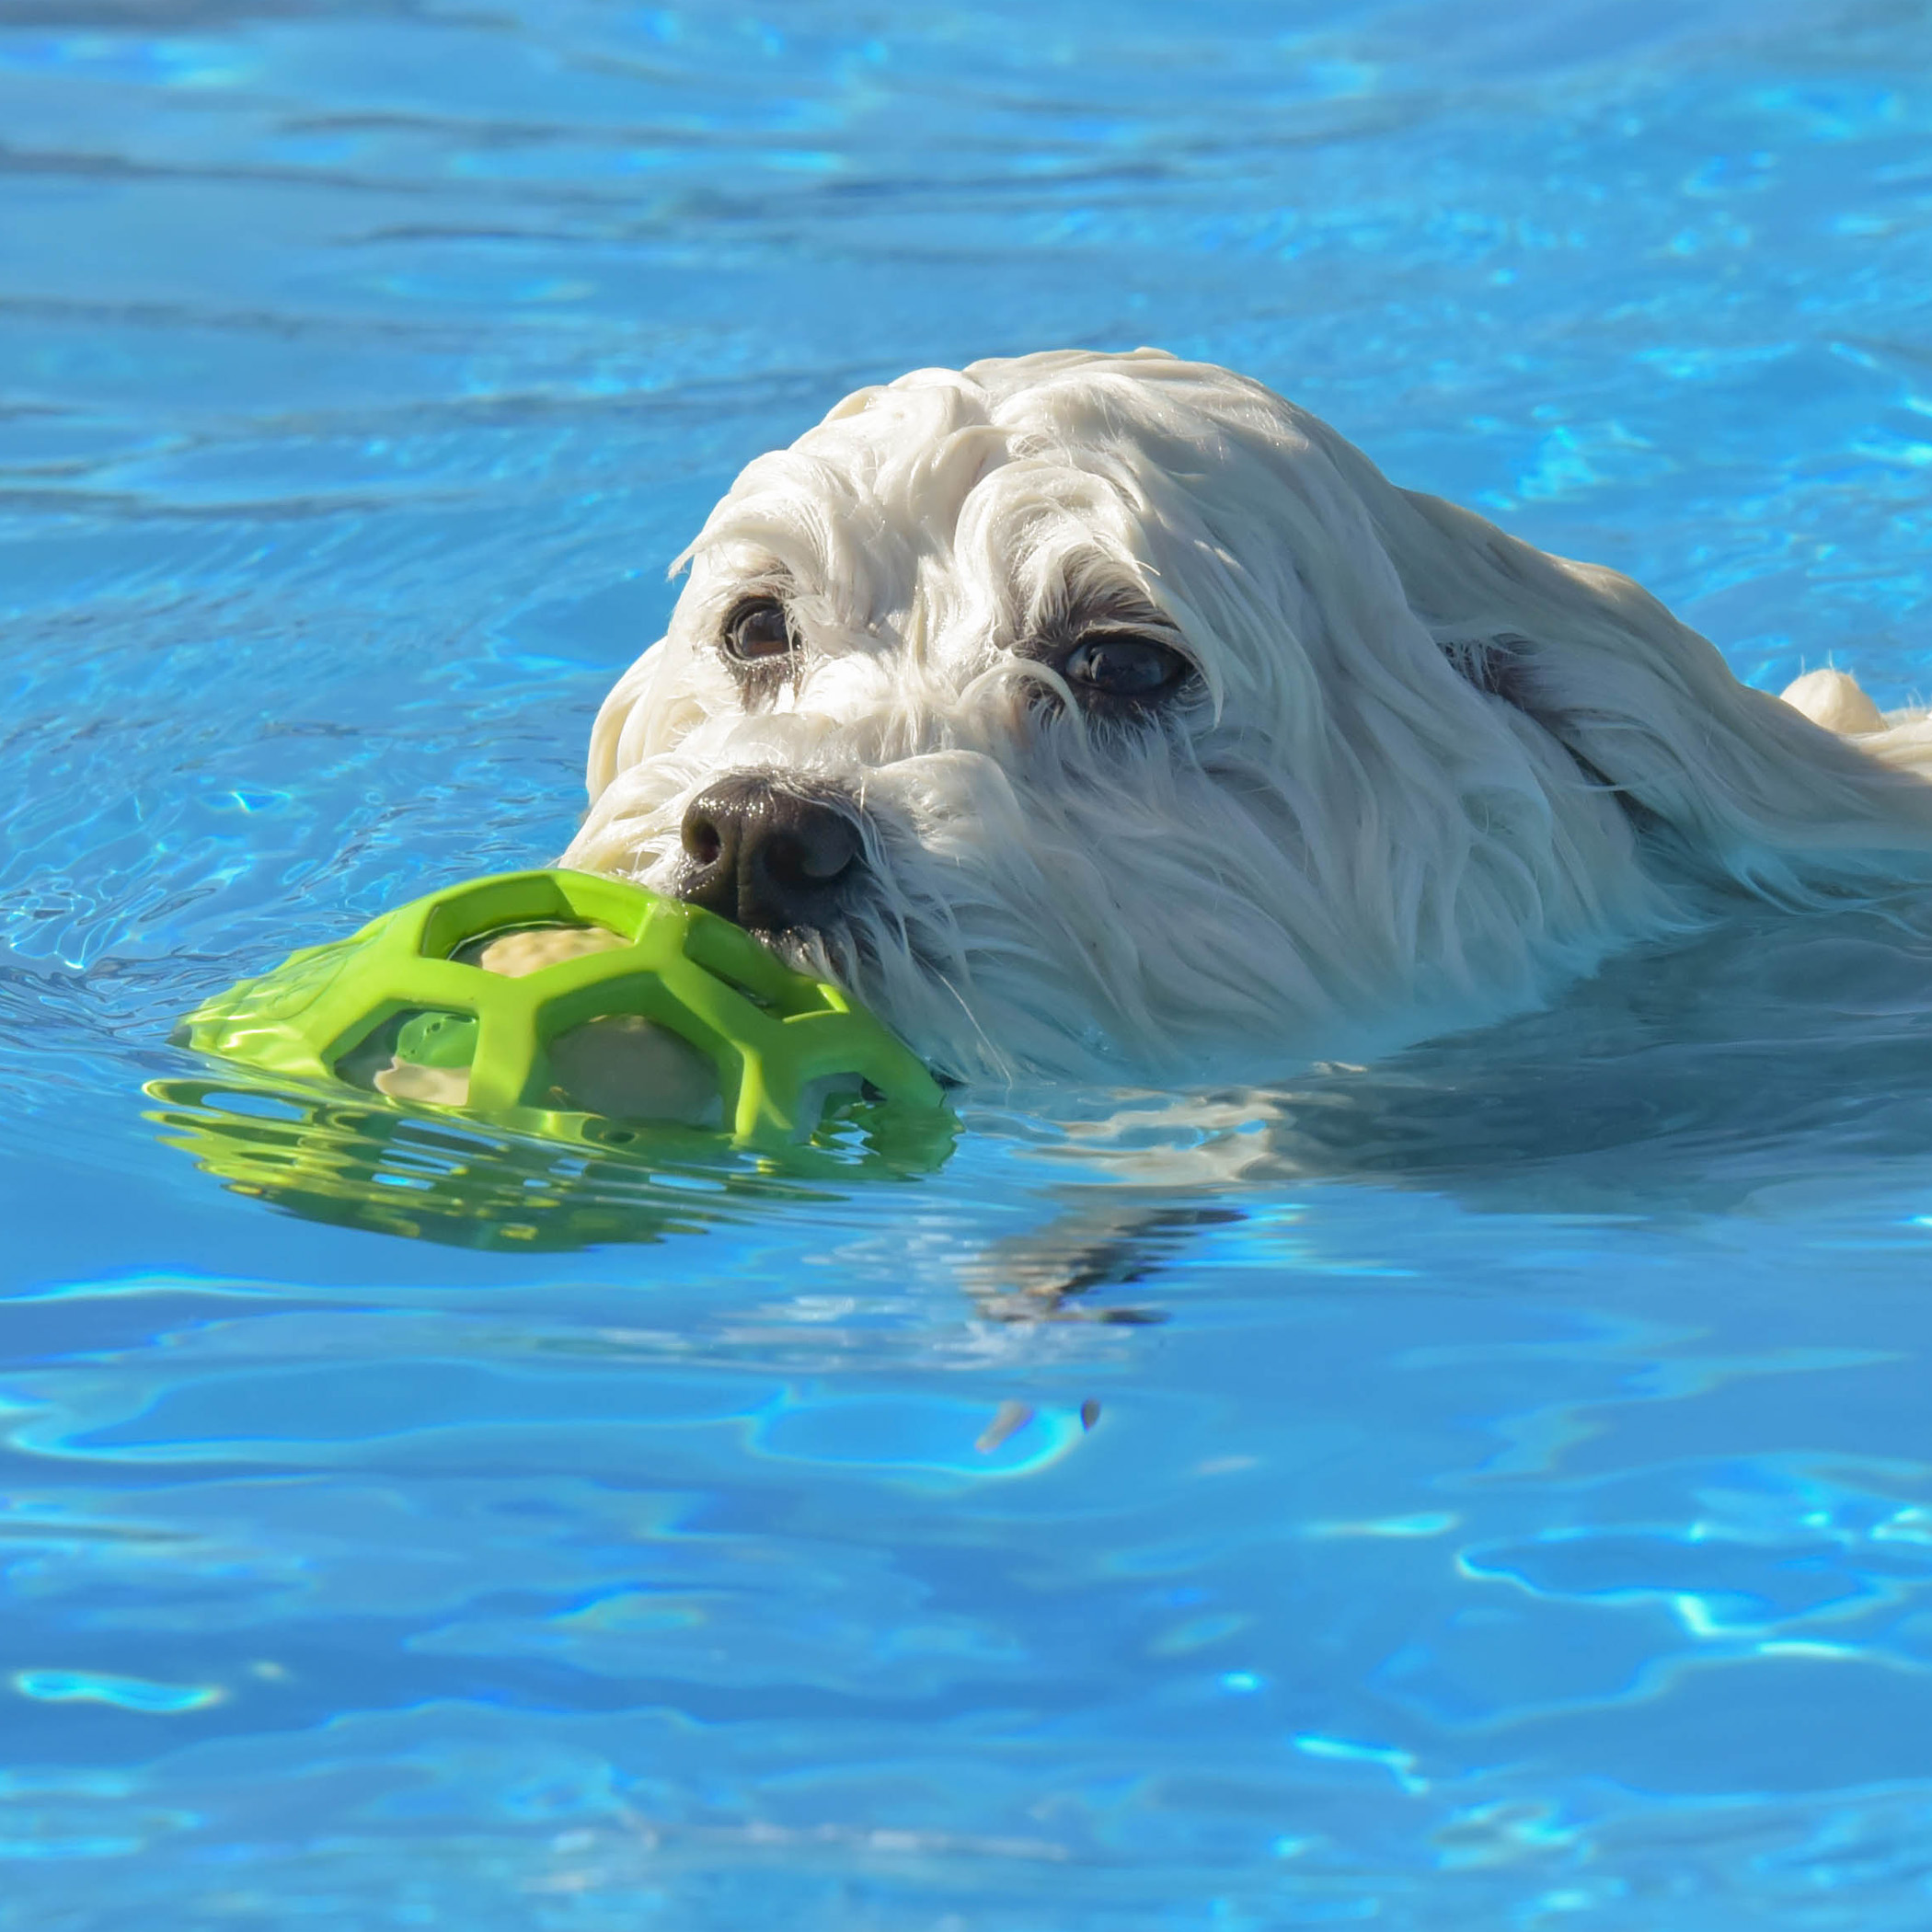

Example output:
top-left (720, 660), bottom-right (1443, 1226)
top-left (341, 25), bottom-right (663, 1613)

top-left (419, 872), bottom-right (649, 963)
top-left (536, 1016), bottom-right (724, 1129)
top-left (452, 922), bottom-right (629, 975)
top-left (335, 1006), bottom-right (478, 1108)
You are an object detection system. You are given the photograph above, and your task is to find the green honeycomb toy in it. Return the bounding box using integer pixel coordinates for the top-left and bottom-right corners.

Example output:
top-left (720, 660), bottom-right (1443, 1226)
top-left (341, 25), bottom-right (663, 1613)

top-left (174, 868), bottom-right (948, 1151)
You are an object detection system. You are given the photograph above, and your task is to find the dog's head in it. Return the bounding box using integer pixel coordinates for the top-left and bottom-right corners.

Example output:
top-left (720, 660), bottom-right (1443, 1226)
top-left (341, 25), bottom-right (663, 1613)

top-left (564, 349), bottom-right (1930, 1083)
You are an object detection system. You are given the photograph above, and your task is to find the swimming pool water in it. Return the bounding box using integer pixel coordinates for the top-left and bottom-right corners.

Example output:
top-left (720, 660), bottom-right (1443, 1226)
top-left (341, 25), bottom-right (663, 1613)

top-left (7, 3), bottom-right (1932, 1926)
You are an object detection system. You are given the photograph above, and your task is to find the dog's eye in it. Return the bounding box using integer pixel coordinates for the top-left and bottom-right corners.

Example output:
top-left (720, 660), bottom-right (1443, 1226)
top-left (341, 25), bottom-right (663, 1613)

top-left (1063, 633), bottom-right (1192, 702)
top-left (722, 598), bottom-right (793, 663)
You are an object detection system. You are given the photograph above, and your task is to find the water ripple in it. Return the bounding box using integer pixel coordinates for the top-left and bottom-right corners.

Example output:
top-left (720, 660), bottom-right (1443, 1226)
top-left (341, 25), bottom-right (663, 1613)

top-left (11, 1), bottom-right (1932, 1926)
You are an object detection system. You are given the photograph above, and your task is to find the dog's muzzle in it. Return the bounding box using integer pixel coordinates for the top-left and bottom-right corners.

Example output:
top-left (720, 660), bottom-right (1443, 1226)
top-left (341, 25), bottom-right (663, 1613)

top-left (674, 771), bottom-right (865, 934)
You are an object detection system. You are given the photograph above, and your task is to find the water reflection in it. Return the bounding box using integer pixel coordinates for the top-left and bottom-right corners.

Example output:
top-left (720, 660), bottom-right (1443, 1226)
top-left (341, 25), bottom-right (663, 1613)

top-left (146, 900), bottom-right (1932, 1275)
top-left (950, 903), bottom-right (1932, 1311)
top-left (144, 1066), bottom-right (952, 1252)
top-left (987, 903), bottom-right (1932, 1205)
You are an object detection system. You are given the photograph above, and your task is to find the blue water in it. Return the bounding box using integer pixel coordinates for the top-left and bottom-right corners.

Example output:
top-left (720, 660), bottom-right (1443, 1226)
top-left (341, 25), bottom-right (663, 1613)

top-left (8, 3), bottom-right (1932, 1926)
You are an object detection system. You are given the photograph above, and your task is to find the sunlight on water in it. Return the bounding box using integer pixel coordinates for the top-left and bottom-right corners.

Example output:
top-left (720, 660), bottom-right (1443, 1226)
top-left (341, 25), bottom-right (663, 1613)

top-left (6, 2), bottom-right (1932, 1926)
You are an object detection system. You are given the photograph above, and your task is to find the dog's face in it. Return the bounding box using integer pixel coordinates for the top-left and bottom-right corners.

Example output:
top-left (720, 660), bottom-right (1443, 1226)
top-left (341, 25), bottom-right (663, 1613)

top-left (563, 348), bottom-right (1922, 1084)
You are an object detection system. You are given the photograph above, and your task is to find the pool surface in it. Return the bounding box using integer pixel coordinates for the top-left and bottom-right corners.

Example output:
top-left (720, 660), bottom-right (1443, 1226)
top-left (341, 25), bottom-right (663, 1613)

top-left (7, 3), bottom-right (1932, 1926)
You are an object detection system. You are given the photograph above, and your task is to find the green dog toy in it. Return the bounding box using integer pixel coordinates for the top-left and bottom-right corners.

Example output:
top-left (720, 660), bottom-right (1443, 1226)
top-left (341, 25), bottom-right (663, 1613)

top-left (176, 868), bottom-right (947, 1151)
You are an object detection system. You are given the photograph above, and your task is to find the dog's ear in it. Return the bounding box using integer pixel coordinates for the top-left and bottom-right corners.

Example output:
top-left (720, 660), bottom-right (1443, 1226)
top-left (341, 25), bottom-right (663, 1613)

top-left (1441, 631), bottom-right (1659, 830)
top-left (1372, 481), bottom-right (1932, 900)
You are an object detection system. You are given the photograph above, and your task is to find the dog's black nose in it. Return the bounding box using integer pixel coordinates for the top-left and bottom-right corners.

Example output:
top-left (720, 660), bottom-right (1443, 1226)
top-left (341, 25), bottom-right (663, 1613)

top-left (676, 773), bottom-right (863, 932)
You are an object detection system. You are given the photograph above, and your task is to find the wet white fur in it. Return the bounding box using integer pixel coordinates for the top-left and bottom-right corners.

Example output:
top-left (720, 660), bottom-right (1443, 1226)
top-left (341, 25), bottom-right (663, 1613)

top-left (564, 349), bottom-right (1932, 1084)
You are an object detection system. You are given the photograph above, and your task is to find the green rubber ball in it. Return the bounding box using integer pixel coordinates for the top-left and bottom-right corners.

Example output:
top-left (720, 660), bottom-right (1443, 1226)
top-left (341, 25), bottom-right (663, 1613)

top-left (176, 868), bottom-right (948, 1150)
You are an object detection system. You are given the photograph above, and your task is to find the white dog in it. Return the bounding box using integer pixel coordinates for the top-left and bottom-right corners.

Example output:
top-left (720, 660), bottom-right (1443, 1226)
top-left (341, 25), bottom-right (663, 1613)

top-left (562, 348), bottom-right (1932, 1086)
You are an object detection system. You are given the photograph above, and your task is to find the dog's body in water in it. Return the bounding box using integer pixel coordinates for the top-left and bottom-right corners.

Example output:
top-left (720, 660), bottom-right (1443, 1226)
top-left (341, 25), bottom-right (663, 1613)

top-left (564, 348), bottom-right (1932, 1087)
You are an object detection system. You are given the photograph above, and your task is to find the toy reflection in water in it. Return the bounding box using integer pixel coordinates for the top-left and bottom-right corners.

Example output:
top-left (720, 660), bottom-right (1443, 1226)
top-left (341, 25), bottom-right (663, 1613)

top-left (150, 868), bottom-right (954, 1249)
top-left (143, 1067), bottom-right (942, 1252)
